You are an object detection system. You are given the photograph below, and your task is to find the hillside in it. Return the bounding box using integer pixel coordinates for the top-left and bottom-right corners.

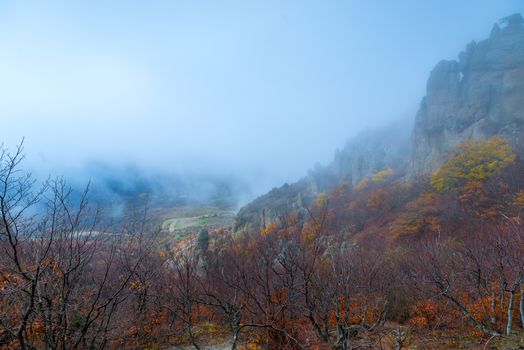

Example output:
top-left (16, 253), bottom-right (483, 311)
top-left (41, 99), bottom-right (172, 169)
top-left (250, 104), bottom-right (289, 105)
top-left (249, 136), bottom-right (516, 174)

top-left (196, 17), bottom-right (524, 347)
top-left (236, 13), bottom-right (524, 234)
top-left (410, 13), bottom-right (524, 177)
top-left (172, 14), bottom-right (524, 349)
top-left (235, 120), bottom-right (412, 233)
top-left (2, 12), bottom-right (524, 350)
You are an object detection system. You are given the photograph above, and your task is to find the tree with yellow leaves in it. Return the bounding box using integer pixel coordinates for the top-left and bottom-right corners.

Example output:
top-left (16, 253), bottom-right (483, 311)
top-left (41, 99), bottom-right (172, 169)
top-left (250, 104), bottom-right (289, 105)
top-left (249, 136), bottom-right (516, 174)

top-left (431, 137), bottom-right (515, 218)
top-left (431, 137), bottom-right (515, 192)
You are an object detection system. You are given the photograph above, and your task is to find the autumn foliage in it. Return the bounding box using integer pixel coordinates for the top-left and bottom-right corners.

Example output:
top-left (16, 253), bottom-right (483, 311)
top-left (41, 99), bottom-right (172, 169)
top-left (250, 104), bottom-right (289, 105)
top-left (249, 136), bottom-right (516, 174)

top-left (1, 137), bottom-right (524, 349)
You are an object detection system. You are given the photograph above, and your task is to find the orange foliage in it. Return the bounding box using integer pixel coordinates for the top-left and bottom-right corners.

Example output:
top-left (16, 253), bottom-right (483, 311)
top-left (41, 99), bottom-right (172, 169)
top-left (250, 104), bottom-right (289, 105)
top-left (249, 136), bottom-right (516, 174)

top-left (391, 193), bottom-right (441, 237)
top-left (260, 221), bottom-right (279, 236)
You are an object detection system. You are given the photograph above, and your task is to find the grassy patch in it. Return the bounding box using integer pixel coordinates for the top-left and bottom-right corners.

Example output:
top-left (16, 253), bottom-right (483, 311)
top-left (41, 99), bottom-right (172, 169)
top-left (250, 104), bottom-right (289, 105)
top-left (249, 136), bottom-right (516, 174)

top-left (155, 206), bottom-right (235, 246)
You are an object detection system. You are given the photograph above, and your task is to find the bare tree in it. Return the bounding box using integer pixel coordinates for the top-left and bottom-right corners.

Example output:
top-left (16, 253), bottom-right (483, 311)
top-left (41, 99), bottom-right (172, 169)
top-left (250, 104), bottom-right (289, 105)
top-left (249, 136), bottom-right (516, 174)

top-left (0, 143), bottom-right (146, 349)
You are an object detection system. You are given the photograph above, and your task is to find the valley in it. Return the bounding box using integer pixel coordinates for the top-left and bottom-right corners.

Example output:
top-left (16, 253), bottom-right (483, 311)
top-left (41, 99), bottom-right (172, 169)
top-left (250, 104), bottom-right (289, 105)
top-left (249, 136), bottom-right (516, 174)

top-left (1, 6), bottom-right (524, 350)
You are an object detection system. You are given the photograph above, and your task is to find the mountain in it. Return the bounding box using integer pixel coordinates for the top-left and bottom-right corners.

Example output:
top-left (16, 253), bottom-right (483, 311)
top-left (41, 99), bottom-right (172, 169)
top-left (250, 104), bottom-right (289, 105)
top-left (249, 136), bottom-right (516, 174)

top-left (63, 162), bottom-right (251, 226)
top-left (409, 13), bottom-right (524, 177)
top-left (236, 13), bottom-right (524, 233)
top-left (315, 121), bottom-right (411, 187)
top-left (234, 120), bottom-right (411, 233)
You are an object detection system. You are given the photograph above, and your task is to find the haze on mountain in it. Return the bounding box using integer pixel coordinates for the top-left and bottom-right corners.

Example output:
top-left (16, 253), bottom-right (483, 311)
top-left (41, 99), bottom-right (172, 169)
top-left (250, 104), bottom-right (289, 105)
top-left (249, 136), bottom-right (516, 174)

top-left (1, 0), bottom-right (523, 204)
top-left (4, 3), bottom-right (524, 349)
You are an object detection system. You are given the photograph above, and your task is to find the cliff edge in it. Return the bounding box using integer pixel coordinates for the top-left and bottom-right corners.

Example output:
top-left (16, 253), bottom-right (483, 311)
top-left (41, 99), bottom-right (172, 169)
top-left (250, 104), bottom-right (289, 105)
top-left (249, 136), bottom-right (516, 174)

top-left (409, 14), bottom-right (524, 177)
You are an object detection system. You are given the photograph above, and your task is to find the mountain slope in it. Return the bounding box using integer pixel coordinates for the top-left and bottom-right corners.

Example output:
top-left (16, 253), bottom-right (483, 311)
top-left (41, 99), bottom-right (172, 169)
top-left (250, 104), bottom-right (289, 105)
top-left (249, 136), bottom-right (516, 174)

top-left (409, 13), bottom-right (524, 177)
top-left (236, 14), bottom-right (524, 234)
top-left (235, 120), bottom-right (411, 233)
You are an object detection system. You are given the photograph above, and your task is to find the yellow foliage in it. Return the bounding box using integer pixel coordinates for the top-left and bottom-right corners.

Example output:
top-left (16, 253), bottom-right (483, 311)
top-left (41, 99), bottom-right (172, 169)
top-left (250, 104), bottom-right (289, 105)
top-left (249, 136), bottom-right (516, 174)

top-left (260, 221), bottom-right (278, 236)
top-left (371, 167), bottom-right (393, 183)
top-left (513, 190), bottom-right (524, 208)
top-left (315, 193), bottom-right (328, 207)
top-left (354, 178), bottom-right (368, 190)
top-left (431, 137), bottom-right (515, 192)
top-left (354, 168), bottom-right (393, 191)
top-left (301, 224), bottom-right (316, 244)
top-left (241, 342), bottom-right (263, 350)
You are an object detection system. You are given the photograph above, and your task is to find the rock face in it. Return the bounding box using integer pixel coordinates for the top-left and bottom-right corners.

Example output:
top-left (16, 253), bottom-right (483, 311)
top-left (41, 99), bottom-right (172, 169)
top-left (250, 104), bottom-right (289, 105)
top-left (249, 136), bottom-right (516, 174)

top-left (310, 120), bottom-right (411, 190)
top-left (409, 14), bottom-right (524, 177)
top-left (234, 120), bottom-right (411, 233)
top-left (236, 14), bottom-right (524, 233)
top-left (234, 179), bottom-right (311, 233)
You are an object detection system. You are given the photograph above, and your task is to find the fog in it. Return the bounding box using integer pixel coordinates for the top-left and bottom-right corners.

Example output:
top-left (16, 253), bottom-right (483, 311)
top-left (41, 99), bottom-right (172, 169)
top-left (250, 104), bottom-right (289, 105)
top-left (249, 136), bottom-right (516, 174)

top-left (1, 1), bottom-right (523, 204)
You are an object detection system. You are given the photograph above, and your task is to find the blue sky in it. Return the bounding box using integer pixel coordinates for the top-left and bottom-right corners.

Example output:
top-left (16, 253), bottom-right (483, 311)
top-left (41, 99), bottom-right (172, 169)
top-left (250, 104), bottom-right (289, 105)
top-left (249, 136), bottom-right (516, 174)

top-left (1, 0), bottom-right (523, 193)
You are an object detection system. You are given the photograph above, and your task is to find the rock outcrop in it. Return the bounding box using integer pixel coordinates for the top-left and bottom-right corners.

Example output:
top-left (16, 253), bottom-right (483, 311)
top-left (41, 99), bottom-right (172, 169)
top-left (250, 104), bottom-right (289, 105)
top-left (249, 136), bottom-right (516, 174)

top-left (234, 120), bottom-right (411, 233)
top-left (235, 14), bottom-right (524, 234)
top-left (409, 14), bottom-right (524, 177)
top-left (310, 121), bottom-right (411, 190)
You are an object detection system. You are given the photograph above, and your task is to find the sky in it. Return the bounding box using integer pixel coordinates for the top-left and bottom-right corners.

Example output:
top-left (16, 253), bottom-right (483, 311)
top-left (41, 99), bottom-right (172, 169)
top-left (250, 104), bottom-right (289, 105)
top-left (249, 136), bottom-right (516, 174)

top-left (1, 0), bottom-right (523, 195)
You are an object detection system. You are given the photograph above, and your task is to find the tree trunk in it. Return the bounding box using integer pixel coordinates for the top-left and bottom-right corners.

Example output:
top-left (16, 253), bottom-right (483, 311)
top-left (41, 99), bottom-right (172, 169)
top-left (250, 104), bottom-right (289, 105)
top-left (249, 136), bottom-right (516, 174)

top-left (506, 289), bottom-right (515, 335)
top-left (231, 330), bottom-right (238, 350)
top-left (361, 303), bottom-right (367, 326)
top-left (500, 287), bottom-right (505, 315)
top-left (490, 291), bottom-right (497, 326)
top-left (442, 292), bottom-right (499, 336)
top-left (230, 315), bottom-right (241, 350)
top-left (519, 285), bottom-right (524, 329)
top-left (394, 327), bottom-right (404, 350)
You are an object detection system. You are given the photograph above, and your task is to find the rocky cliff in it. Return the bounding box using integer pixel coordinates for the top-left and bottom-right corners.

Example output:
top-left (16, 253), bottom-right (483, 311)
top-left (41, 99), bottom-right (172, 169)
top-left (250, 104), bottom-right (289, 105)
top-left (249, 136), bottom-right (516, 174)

top-left (234, 121), bottom-right (410, 233)
top-left (311, 121), bottom-right (411, 189)
top-left (409, 14), bottom-right (524, 177)
top-left (235, 14), bottom-right (524, 234)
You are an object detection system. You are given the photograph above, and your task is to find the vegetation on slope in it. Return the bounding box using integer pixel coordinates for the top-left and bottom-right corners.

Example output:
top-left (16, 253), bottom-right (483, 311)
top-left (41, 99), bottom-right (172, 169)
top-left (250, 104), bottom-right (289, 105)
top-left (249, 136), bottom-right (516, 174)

top-left (1, 138), bottom-right (523, 350)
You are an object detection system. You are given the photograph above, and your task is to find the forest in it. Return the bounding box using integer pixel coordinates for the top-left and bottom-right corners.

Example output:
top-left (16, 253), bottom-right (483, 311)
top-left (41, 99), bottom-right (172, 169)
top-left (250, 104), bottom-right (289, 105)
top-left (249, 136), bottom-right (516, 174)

top-left (0, 136), bottom-right (523, 349)
top-left (2, 3), bottom-right (524, 350)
